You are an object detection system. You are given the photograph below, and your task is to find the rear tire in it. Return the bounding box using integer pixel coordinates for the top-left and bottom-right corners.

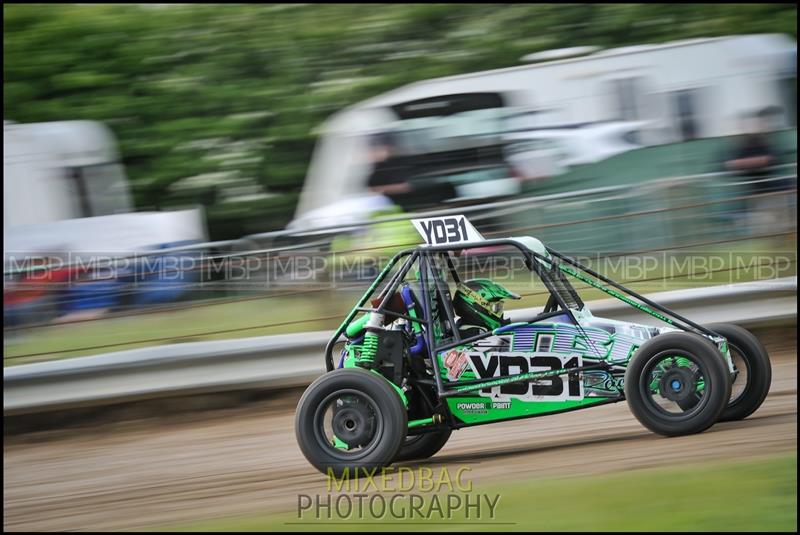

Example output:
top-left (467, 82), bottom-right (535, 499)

top-left (395, 429), bottom-right (452, 462)
top-left (394, 383), bottom-right (451, 462)
top-left (295, 368), bottom-right (407, 478)
top-left (625, 332), bottom-right (731, 437)
top-left (705, 323), bottom-right (772, 422)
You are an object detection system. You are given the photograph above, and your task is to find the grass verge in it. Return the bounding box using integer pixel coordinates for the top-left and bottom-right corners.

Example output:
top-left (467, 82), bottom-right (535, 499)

top-left (160, 453), bottom-right (797, 532)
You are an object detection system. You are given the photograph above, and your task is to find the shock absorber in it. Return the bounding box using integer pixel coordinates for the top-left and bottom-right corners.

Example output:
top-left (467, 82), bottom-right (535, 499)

top-left (356, 312), bottom-right (384, 369)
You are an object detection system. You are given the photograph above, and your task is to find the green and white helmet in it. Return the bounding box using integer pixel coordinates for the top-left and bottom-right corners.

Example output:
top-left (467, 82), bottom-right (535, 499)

top-left (453, 278), bottom-right (521, 330)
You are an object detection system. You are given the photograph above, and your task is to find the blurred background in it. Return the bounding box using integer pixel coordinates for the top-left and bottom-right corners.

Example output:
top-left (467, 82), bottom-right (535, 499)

top-left (2, 4), bottom-right (797, 531)
top-left (3, 3), bottom-right (796, 363)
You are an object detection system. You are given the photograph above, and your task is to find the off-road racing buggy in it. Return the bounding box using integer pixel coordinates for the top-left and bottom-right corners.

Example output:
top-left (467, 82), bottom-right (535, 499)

top-left (295, 216), bottom-right (772, 476)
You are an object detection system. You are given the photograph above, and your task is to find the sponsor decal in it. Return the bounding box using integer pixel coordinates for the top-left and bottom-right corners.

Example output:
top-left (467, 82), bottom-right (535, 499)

top-left (583, 370), bottom-right (624, 395)
top-left (443, 350), bottom-right (469, 381)
top-left (454, 400), bottom-right (512, 414)
top-left (456, 402), bottom-right (488, 413)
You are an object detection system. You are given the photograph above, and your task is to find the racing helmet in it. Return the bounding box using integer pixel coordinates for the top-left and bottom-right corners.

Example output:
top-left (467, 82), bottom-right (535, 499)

top-left (453, 279), bottom-right (521, 330)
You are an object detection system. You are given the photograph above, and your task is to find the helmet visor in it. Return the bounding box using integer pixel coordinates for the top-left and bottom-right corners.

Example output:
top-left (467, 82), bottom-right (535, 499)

top-left (491, 300), bottom-right (505, 316)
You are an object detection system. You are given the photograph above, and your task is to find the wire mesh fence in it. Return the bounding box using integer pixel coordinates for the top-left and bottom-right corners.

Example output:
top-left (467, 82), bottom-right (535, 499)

top-left (3, 168), bottom-right (796, 363)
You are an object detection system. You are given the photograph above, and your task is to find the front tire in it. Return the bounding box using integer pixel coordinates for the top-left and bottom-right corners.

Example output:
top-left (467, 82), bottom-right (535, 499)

top-left (295, 368), bottom-right (407, 478)
top-left (705, 323), bottom-right (772, 422)
top-left (625, 332), bottom-right (731, 437)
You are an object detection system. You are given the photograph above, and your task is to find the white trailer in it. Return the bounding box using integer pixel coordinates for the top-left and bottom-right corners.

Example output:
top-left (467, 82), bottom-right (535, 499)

top-left (3, 120), bottom-right (209, 316)
top-left (3, 120), bottom-right (207, 258)
top-left (4, 120), bottom-right (132, 229)
top-left (294, 34), bottom-right (797, 226)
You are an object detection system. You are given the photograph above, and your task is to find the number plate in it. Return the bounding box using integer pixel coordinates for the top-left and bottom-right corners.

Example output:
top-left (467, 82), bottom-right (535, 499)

top-left (466, 352), bottom-right (584, 401)
top-left (411, 215), bottom-right (484, 245)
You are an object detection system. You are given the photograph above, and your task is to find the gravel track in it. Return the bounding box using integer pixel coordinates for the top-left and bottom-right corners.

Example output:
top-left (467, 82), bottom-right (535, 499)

top-left (4, 344), bottom-right (796, 532)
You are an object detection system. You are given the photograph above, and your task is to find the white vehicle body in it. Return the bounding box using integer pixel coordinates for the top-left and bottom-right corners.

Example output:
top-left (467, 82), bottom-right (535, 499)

top-left (3, 120), bottom-right (207, 263)
top-left (294, 34), bottom-right (797, 227)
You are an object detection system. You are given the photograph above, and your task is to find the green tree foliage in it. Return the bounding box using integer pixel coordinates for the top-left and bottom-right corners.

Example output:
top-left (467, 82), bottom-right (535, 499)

top-left (4, 4), bottom-right (796, 239)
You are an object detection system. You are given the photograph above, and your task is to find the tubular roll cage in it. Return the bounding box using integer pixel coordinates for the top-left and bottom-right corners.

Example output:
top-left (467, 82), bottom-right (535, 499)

top-left (323, 239), bottom-right (723, 399)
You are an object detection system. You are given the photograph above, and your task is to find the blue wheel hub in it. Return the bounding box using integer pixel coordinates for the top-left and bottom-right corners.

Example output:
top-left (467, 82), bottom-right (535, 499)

top-left (659, 366), bottom-right (696, 403)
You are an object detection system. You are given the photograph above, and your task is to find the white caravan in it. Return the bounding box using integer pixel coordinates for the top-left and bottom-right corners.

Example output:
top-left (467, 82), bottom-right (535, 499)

top-left (3, 120), bottom-right (207, 260)
top-left (292, 34), bottom-right (797, 229)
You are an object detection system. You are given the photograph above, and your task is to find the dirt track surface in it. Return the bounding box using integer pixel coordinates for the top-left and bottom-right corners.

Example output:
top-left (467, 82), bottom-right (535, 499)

top-left (4, 349), bottom-right (797, 531)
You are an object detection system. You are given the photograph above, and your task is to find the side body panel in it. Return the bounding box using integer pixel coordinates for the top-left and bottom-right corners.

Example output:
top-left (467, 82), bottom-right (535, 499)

top-left (442, 315), bottom-right (667, 425)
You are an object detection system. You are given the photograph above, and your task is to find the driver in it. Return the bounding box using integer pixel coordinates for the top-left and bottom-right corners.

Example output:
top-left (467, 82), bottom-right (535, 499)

top-left (453, 278), bottom-right (521, 337)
